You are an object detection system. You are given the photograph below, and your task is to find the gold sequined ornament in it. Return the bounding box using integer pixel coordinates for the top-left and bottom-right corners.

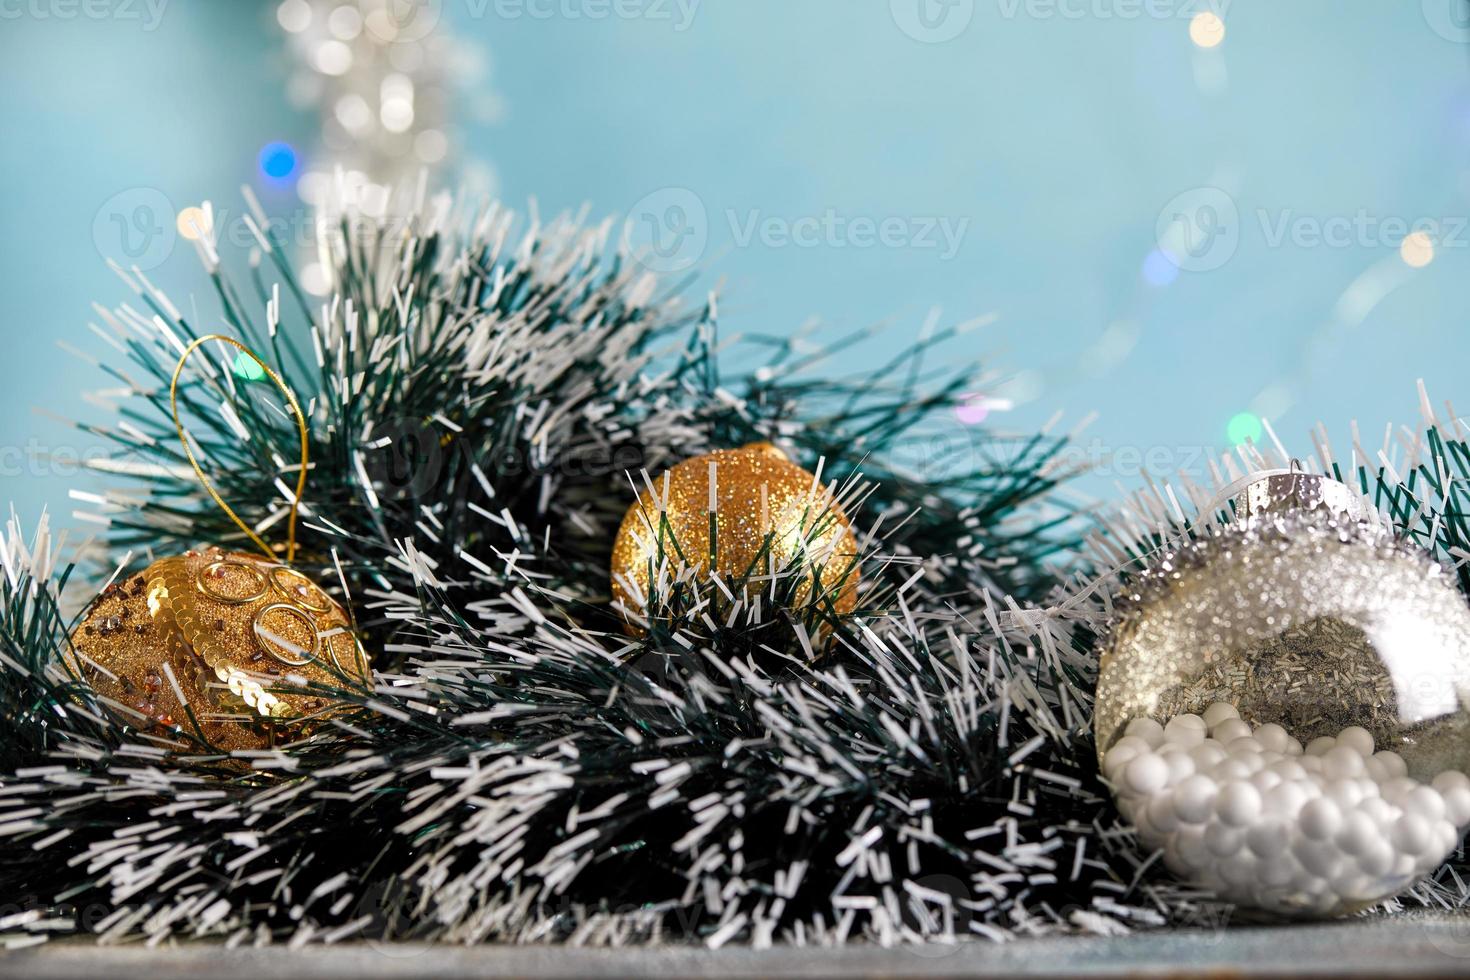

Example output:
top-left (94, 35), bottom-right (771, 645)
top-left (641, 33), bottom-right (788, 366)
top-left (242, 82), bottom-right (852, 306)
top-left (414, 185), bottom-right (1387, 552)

top-left (68, 550), bottom-right (370, 752)
top-left (610, 442), bottom-right (861, 637)
top-left (66, 336), bottom-right (371, 752)
top-left (1096, 466), bottom-right (1470, 917)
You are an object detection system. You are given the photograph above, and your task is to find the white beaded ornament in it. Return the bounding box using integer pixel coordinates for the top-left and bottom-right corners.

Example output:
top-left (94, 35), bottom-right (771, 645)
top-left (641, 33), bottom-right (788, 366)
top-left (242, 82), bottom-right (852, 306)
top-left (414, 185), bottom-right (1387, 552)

top-left (1106, 703), bottom-right (1470, 916)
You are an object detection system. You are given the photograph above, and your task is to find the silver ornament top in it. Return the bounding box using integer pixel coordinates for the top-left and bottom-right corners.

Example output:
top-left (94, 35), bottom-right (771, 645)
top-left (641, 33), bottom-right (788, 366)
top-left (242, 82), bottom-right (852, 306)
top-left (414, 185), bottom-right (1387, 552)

top-left (1214, 462), bottom-right (1367, 524)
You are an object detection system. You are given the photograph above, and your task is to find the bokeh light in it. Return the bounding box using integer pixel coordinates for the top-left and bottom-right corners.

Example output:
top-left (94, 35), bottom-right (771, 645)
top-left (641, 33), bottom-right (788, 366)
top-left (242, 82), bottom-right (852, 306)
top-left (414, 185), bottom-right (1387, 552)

top-left (275, 0), bottom-right (310, 34)
top-left (1400, 230), bottom-right (1435, 268)
top-left (301, 261), bottom-right (332, 297)
top-left (314, 39), bottom-right (353, 77)
top-left (1190, 12), bottom-right (1226, 49)
top-left (1227, 411), bottom-right (1264, 446)
top-left (955, 393), bottom-right (1012, 425)
top-left (326, 4), bottom-right (363, 41)
top-left (414, 129), bottom-right (448, 163)
top-left (259, 141), bottom-right (299, 182)
top-left (1142, 249), bottom-right (1180, 287)
top-left (335, 94), bottom-right (372, 133)
top-left (233, 351), bottom-right (266, 382)
top-left (381, 98), bottom-right (415, 133)
top-left (175, 205), bottom-right (211, 241)
top-left (955, 402), bottom-right (988, 426)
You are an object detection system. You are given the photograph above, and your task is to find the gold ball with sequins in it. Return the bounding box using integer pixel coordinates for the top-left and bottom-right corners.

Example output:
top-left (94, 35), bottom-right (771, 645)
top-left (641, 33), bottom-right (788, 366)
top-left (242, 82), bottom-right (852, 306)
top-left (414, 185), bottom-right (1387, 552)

top-left (609, 442), bottom-right (861, 638)
top-left (67, 549), bottom-right (371, 753)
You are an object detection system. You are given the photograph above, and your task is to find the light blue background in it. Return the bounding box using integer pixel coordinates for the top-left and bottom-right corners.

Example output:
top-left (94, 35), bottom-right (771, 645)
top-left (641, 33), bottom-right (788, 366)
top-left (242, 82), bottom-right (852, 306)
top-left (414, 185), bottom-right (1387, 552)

top-left (4, 1), bottom-right (1469, 531)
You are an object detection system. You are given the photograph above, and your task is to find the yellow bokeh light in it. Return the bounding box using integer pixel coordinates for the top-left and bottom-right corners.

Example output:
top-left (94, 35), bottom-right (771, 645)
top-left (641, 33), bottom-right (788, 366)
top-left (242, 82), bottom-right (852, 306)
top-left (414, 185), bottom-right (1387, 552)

top-left (1401, 230), bottom-right (1435, 268)
top-left (1189, 12), bottom-right (1226, 49)
top-left (176, 206), bottom-right (211, 241)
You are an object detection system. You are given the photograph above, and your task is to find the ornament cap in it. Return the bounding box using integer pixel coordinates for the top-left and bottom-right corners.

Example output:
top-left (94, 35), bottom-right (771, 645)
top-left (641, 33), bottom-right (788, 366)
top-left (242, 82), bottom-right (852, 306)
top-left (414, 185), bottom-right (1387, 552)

top-left (1216, 461), bottom-right (1366, 523)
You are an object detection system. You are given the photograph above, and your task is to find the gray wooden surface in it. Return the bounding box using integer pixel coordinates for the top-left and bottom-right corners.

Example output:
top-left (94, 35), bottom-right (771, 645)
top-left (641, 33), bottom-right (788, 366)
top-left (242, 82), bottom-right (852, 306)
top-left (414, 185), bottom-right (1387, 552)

top-left (7, 913), bottom-right (1470, 978)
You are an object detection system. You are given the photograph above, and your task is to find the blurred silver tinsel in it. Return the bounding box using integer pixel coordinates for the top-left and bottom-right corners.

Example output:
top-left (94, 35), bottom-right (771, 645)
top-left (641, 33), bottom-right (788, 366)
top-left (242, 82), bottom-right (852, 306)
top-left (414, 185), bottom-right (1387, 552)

top-left (275, 0), bottom-right (502, 294)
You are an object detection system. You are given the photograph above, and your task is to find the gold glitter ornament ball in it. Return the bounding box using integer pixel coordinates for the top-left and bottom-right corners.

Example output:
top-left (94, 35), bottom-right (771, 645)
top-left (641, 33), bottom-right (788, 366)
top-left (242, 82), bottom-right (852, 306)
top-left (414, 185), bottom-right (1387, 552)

top-left (610, 442), bottom-right (861, 635)
top-left (67, 549), bottom-right (371, 753)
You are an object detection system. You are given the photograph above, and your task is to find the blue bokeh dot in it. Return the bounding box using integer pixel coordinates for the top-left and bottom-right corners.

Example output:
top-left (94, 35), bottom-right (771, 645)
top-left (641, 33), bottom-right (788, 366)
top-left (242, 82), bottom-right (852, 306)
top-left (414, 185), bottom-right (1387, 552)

top-left (1141, 249), bottom-right (1180, 287)
top-left (259, 141), bottom-right (298, 182)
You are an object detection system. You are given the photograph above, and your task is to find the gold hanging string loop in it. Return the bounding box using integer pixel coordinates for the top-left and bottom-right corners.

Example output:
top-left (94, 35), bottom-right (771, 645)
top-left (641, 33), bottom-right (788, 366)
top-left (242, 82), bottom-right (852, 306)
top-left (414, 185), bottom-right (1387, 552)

top-left (170, 334), bottom-right (309, 564)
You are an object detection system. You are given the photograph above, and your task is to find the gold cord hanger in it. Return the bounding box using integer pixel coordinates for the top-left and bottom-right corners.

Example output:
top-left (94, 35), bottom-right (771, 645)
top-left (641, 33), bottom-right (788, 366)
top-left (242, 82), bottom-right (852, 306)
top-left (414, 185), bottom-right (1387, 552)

top-left (169, 334), bottom-right (309, 564)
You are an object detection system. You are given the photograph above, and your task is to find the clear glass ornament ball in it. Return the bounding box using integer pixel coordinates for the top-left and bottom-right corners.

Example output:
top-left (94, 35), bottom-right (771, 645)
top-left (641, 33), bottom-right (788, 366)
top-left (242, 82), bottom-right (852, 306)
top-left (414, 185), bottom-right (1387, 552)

top-left (1096, 486), bottom-right (1470, 775)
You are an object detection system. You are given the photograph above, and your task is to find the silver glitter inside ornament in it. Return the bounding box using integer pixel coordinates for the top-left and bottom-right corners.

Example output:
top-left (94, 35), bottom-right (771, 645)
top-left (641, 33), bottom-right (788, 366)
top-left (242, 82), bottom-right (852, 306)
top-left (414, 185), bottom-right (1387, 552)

top-left (1098, 469), bottom-right (1470, 771)
top-left (1095, 468), bottom-right (1470, 916)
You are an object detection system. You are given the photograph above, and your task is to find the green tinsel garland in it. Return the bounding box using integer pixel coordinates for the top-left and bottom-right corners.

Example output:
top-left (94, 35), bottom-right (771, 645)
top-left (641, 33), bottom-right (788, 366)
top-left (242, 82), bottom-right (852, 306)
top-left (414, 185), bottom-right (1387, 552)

top-left (0, 197), bottom-right (1464, 949)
